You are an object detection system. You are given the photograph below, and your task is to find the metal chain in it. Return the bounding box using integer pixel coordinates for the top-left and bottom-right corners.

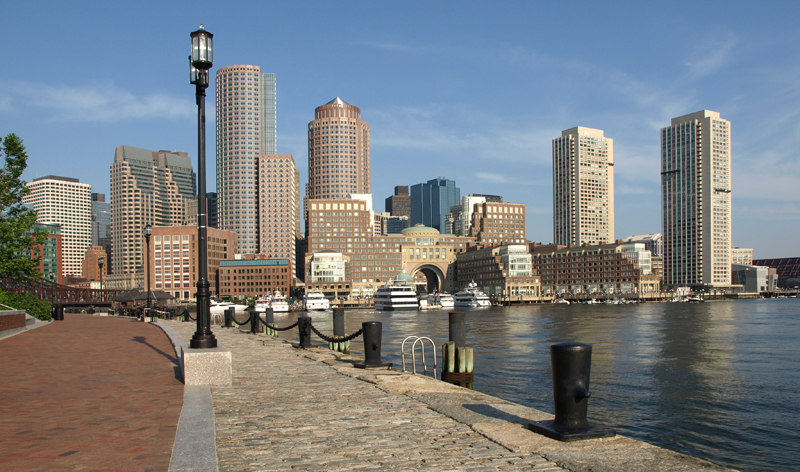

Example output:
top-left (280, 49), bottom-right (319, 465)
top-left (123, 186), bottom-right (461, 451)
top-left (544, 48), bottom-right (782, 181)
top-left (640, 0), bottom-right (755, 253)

top-left (264, 320), bottom-right (300, 332)
top-left (308, 323), bottom-right (363, 343)
top-left (229, 314), bottom-right (250, 326)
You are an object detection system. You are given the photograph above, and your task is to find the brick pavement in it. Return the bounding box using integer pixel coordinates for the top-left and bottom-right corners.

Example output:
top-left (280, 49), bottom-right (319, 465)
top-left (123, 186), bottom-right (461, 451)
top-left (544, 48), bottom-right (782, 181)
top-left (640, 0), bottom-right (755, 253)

top-left (0, 315), bottom-right (183, 472)
top-left (166, 320), bottom-right (564, 471)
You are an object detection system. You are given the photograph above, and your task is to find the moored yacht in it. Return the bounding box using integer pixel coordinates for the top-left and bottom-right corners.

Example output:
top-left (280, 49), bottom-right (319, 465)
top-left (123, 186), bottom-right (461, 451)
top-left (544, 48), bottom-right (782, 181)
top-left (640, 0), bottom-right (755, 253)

top-left (303, 292), bottom-right (330, 311)
top-left (210, 299), bottom-right (248, 315)
top-left (453, 281), bottom-right (491, 307)
top-left (254, 295), bottom-right (271, 313)
top-left (270, 290), bottom-right (290, 312)
top-left (426, 292), bottom-right (455, 309)
top-left (374, 274), bottom-right (419, 311)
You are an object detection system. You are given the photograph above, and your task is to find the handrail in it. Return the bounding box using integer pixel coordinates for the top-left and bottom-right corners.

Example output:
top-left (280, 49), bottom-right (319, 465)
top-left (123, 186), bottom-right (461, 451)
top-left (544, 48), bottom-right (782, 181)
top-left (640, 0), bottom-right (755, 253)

top-left (401, 335), bottom-right (437, 379)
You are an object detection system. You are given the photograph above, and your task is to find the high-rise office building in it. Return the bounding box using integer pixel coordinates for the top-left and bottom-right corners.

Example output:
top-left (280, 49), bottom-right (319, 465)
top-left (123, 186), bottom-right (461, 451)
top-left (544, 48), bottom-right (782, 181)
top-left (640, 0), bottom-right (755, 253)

top-left (257, 154), bottom-right (299, 273)
top-left (91, 192), bottom-right (112, 269)
top-left (410, 177), bottom-right (460, 232)
top-left (306, 97), bottom-right (371, 221)
top-left (109, 145), bottom-right (196, 276)
top-left (661, 110), bottom-right (731, 288)
top-left (385, 185), bottom-right (411, 218)
top-left (215, 64), bottom-right (277, 254)
top-left (552, 127), bottom-right (614, 247)
top-left (23, 176), bottom-right (91, 277)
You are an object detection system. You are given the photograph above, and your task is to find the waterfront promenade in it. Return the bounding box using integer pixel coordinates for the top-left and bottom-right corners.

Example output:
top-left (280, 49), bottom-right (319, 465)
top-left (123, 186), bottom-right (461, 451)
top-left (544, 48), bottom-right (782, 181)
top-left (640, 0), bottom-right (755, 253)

top-left (0, 315), bottom-right (183, 471)
top-left (1, 314), bottom-right (736, 471)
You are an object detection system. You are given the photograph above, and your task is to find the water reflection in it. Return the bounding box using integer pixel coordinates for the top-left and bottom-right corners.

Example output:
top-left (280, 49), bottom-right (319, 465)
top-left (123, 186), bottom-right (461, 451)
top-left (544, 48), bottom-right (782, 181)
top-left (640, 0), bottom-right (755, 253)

top-left (267, 299), bottom-right (800, 471)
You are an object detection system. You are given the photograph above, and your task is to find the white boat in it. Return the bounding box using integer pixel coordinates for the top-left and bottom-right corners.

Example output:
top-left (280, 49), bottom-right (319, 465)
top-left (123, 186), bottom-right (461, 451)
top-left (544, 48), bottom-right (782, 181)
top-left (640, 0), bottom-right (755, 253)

top-left (210, 299), bottom-right (248, 315)
top-left (453, 281), bottom-right (491, 308)
top-left (552, 298), bottom-right (570, 305)
top-left (254, 295), bottom-right (271, 313)
top-left (270, 290), bottom-right (290, 313)
top-left (374, 279), bottom-right (419, 311)
top-left (426, 292), bottom-right (455, 309)
top-left (303, 292), bottom-right (330, 311)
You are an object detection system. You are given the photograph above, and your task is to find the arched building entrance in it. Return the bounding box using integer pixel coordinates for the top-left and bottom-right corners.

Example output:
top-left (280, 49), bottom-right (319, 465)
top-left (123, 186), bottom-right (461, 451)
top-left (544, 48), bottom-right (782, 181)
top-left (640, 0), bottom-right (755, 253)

top-left (409, 263), bottom-right (450, 294)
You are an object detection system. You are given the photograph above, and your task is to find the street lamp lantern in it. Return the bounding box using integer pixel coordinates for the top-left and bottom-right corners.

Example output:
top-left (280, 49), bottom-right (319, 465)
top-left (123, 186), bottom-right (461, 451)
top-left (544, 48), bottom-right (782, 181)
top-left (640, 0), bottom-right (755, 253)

top-left (190, 25), bottom-right (213, 70)
top-left (144, 225), bottom-right (152, 321)
top-left (189, 25), bottom-right (217, 349)
top-left (98, 256), bottom-right (105, 294)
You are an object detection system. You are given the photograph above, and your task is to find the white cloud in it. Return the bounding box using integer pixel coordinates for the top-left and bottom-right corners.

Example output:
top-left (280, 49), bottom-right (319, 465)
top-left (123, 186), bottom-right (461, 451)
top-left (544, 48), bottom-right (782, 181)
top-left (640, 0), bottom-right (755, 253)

top-left (684, 32), bottom-right (737, 79)
top-left (0, 81), bottom-right (194, 122)
top-left (475, 172), bottom-right (507, 183)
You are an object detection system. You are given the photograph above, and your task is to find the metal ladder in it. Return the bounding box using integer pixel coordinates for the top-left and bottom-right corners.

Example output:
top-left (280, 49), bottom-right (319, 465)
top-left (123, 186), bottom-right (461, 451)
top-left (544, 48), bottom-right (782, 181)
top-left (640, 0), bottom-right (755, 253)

top-left (401, 336), bottom-right (437, 379)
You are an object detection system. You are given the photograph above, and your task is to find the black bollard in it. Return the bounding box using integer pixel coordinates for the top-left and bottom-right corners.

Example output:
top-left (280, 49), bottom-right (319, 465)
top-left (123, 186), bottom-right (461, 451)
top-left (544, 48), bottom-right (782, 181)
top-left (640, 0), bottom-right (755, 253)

top-left (355, 321), bottom-right (392, 369)
top-left (264, 308), bottom-right (274, 335)
top-left (297, 316), bottom-right (312, 348)
top-left (50, 304), bottom-right (56, 321)
top-left (333, 308), bottom-right (345, 337)
top-left (528, 342), bottom-right (615, 441)
top-left (448, 311), bottom-right (466, 347)
top-left (225, 307), bottom-right (234, 328)
top-left (182, 308), bottom-right (190, 322)
top-left (250, 309), bottom-right (260, 334)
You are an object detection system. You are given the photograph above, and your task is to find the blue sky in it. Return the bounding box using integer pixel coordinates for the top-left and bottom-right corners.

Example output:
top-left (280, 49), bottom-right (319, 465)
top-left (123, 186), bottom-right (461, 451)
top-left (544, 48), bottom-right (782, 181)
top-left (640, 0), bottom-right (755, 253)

top-left (2, 1), bottom-right (799, 259)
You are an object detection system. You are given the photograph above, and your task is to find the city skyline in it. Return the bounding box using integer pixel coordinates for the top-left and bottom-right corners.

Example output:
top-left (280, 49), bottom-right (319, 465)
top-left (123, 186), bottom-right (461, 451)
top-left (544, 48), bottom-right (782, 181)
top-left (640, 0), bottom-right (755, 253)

top-left (3, 2), bottom-right (799, 259)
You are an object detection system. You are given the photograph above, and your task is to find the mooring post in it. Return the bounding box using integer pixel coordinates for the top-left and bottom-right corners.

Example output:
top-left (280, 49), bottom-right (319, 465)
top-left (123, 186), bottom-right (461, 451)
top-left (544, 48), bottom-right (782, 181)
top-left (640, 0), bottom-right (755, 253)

top-left (331, 308), bottom-right (348, 352)
top-left (263, 308), bottom-right (274, 336)
top-left (224, 307), bottom-right (233, 328)
top-left (297, 316), bottom-right (312, 348)
top-left (528, 342), bottom-right (615, 441)
top-left (355, 321), bottom-right (391, 369)
top-left (442, 311), bottom-right (473, 387)
top-left (250, 308), bottom-right (260, 334)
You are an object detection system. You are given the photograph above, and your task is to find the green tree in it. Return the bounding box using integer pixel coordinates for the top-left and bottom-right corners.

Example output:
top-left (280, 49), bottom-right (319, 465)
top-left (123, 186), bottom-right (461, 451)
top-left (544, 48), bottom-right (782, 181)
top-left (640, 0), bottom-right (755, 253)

top-left (0, 133), bottom-right (46, 280)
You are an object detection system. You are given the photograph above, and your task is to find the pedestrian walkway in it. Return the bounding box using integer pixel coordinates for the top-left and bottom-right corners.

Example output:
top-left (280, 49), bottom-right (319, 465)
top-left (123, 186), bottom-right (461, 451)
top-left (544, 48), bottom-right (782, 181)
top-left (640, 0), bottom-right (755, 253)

top-left (166, 320), bottom-right (564, 471)
top-left (0, 315), bottom-right (183, 472)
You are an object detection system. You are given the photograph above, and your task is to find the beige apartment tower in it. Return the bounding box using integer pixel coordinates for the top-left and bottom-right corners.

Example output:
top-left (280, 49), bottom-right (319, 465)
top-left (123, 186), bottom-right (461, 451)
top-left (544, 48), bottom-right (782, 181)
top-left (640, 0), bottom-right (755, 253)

top-left (23, 176), bottom-right (92, 277)
top-left (661, 110), bottom-right (731, 288)
top-left (215, 64), bottom-right (277, 254)
top-left (306, 98), bottom-right (371, 220)
top-left (257, 154), bottom-right (299, 274)
top-left (552, 127), bottom-right (614, 246)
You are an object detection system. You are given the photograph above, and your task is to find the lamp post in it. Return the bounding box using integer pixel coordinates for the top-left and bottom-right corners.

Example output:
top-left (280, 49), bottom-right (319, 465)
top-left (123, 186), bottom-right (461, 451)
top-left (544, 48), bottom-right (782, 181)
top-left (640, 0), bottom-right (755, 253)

top-left (189, 25), bottom-right (217, 348)
top-left (144, 225), bottom-right (152, 321)
top-left (98, 256), bottom-right (105, 300)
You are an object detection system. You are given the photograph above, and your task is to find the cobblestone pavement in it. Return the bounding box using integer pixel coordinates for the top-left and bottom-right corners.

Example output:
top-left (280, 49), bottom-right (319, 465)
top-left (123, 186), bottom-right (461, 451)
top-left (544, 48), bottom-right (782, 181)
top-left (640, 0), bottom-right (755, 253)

top-left (0, 315), bottom-right (183, 472)
top-left (168, 321), bottom-right (563, 471)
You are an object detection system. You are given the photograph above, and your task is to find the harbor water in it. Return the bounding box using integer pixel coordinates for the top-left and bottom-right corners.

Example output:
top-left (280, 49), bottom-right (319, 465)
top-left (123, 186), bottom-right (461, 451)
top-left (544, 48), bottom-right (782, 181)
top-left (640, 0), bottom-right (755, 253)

top-left (269, 299), bottom-right (800, 471)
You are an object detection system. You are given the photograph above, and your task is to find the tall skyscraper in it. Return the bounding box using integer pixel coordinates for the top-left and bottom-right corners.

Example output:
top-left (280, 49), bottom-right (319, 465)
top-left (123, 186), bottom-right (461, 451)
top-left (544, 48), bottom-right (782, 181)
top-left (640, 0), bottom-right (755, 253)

top-left (257, 154), bottom-right (299, 272)
top-left (552, 127), bottom-right (614, 246)
top-left (23, 176), bottom-right (91, 277)
top-left (215, 64), bottom-right (277, 254)
top-left (306, 97), bottom-right (371, 219)
top-left (410, 177), bottom-right (460, 232)
top-left (110, 145), bottom-right (196, 276)
top-left (661, 110), bottom-right (731, 288)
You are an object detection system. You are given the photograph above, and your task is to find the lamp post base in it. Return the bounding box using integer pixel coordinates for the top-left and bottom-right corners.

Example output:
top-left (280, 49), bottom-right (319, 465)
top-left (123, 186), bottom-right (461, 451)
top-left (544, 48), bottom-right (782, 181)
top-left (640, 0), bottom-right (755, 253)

top-left (190, 333), bottom-right (218, 349)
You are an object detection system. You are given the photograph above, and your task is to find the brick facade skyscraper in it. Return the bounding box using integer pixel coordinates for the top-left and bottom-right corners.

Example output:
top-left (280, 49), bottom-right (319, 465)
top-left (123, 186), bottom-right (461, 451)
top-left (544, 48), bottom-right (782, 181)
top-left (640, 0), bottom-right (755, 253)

top-left (305, 97), bottom-right (370, 224)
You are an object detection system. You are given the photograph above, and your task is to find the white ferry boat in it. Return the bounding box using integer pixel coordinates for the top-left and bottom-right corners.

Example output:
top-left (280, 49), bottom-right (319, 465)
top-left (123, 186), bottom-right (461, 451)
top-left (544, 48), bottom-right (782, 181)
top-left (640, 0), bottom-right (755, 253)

top-left (303, 292), bottom-right (330, 311)
top-left (453, 281), bottom-right (491, 308)
top-left (374, 279), bottom-right (419, 311)
top-left (270, 290), bottom-right (290, 313)
top-left (426, 292), bottom-right (455, 309)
